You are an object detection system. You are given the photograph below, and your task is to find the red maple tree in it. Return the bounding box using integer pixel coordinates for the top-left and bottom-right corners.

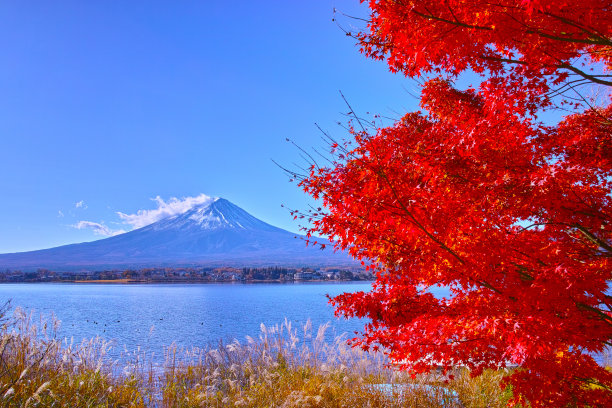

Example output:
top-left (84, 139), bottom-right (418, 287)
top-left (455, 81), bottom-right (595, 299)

top-left (298, 1), bottom-right (612, 406)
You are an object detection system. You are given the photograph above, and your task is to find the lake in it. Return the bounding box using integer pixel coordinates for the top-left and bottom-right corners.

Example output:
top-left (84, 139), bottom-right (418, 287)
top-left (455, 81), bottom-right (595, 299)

top-left (0, 283), bottom-right (606, 366)
top-left (0, 282), bottom-right (375, 360)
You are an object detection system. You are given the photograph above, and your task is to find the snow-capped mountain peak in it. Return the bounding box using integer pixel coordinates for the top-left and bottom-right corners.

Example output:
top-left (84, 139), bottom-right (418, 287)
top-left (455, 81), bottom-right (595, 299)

top-left (187, 198), bottom-right (242, 229)
top-left (0, 198), bottom-right (355, 270)
top-left (188, 205), bottom-right (235, 229)
top-left (141, 198), bottom-right (282, 233)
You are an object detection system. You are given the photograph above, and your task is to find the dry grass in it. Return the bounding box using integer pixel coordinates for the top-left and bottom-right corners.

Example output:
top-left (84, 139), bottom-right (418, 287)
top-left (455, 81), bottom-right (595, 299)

top-left (0, 303), bottom-right (517, 407)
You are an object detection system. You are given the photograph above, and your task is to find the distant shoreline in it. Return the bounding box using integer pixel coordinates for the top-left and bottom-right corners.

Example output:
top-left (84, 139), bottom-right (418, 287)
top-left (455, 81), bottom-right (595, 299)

top-left (4, 278), bottom-right (370, 285)
top-left (72, 278), bottom-right (369, 284)
top-left (1, 265), bottom-right (372, 284)
top-left (70, 279), bottom-right (374, 285)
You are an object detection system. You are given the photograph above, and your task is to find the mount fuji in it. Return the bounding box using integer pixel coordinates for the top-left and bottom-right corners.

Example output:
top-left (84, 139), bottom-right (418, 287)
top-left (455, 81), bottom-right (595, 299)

top-left (0, 198), bottom-right (355, 271)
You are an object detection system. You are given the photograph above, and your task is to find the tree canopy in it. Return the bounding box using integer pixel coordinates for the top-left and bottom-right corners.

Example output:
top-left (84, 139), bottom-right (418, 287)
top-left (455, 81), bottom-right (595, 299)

top-left (298, 1), bottom-right (612, 406)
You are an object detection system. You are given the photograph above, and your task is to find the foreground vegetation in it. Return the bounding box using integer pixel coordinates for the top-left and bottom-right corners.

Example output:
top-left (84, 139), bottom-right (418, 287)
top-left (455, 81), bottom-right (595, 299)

top-left (0, 304), bottom-right (521, 407)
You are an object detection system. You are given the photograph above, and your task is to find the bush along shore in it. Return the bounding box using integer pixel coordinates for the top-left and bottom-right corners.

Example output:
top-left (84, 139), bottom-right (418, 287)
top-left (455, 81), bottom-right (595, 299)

top-left (0, 304), bottom-right (522, 407)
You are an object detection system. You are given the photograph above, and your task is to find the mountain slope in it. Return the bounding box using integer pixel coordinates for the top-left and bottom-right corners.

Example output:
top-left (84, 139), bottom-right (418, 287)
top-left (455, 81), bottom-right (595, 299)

top-left (0, 198), bottom-right (353, 270)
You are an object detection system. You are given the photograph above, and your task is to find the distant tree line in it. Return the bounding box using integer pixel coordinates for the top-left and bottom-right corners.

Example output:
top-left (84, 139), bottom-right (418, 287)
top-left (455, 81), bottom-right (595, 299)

top-left (0, 266), bottom-right (372, 283)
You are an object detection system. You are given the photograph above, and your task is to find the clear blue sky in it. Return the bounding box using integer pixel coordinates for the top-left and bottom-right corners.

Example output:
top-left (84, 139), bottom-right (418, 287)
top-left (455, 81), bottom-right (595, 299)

top-left (0, 0), bottom-right (421, 253)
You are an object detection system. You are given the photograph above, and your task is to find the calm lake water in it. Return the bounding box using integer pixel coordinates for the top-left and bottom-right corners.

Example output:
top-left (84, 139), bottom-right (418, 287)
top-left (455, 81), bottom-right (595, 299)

top-left (0, 283), bottom-right (606, 366)
top-left (0, 282), bottom-right (375, 359)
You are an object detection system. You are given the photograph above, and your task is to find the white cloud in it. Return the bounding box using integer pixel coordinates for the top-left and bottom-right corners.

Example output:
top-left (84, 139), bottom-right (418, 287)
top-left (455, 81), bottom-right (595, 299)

top-left (57, 210), bottom-right (64, 218)
top-left (117, 194), bottom-right (215, 229)
top-left (68, 194), bottom-right (214, 236)
top-left (73, 221), bottom-right (126, 237)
